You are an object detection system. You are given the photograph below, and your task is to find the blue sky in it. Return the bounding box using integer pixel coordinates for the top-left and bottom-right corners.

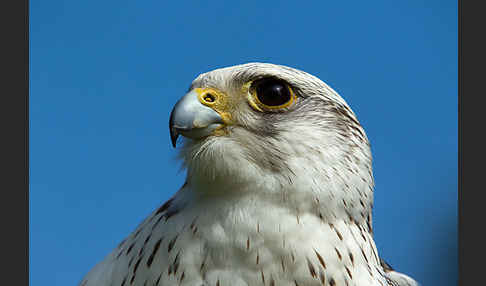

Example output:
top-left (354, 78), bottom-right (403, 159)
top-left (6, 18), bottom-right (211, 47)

top-left (30, 1), bottom-right (457, 285)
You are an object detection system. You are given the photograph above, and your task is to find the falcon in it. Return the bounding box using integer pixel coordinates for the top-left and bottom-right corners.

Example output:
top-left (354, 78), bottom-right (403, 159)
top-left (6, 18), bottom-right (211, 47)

top-left (79, 63), bottom-right (418, 286)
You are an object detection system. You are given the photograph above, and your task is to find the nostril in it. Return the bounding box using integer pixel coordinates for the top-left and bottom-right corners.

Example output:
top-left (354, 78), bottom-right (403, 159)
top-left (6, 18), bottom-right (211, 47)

top-left (203, 93), bottom-right (216, 103)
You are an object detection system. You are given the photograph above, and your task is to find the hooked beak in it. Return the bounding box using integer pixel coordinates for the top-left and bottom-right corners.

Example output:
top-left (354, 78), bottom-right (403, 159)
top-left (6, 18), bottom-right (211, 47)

top-left (169, 90), bottom-right (224, 147)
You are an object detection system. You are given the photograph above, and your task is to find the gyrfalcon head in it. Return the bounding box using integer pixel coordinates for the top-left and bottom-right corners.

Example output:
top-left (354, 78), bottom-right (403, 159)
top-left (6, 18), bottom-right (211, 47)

top-left (170, 63), bottom-right (373, 224)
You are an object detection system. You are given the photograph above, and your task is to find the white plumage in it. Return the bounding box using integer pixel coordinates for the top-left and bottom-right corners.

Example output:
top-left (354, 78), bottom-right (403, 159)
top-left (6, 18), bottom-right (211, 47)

top-left (79, 63), bottom-right (418, 286)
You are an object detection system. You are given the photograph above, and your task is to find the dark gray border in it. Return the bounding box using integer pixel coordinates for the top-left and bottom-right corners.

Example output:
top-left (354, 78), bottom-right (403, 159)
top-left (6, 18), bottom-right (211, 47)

top-left (0, 0), bottom-right (28, 284)
top-left (459, 0), bottom-right (482, 285)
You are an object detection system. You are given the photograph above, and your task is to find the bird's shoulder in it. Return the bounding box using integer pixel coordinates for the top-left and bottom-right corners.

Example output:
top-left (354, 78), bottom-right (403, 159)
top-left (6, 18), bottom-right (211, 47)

top-left (380, 258), bottom-right (419, 286)
top-left (78, 194), bottom-right (188, 286)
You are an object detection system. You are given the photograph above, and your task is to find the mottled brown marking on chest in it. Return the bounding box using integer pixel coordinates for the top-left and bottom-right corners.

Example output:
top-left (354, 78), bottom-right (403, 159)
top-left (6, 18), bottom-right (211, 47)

top-left (146, 238), bottom-right (163, 267)
top-left (349, 252), bottom-right (355, 266)
top-left (334, 228), bottom-right (343, 241)
top-left (120, 276), bottom-right (127, 286)
top-left (126, 242), bottom-right (135, 255)
top-left (156, 198), bottom-right (174, 215)
top-left (128, 255), bottom-right (135, 267)
top-left (168, 235), bottom-right (179, 252)
top-left (314, 249), bottom-right (327, 269)
top-left (319, 271), bottom-right (326, 285)
top-left (334, 247), bottom-right (342, 260)
top-left (307, 258), bottom-right (317, 278)
top-left (173, 251), bottom-right (181, 274)
top-left (360, 247), bottom-right (369, 264)
top-left (367, 214), bottom-right (373, 234)
top-left (133, 228), bottom-right (142, 239)
top-left (345, 266), bottom-right (353, 279)
top-left (130, 256), bottom-right (143, 284)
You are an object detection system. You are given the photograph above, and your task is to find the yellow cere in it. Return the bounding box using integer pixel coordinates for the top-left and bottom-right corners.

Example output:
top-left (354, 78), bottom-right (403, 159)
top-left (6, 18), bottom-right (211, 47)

top-left (194, 87), bottom-right (233, 124)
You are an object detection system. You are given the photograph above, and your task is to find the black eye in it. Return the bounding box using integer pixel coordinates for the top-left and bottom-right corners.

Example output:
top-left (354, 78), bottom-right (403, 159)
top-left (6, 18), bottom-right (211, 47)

top-left (255, 79), bottom-right (292, 107)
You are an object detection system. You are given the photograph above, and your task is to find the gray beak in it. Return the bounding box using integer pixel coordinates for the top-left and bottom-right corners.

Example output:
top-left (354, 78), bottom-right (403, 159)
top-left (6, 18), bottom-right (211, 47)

top-left (169, 90), bottom-right (224, 147)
